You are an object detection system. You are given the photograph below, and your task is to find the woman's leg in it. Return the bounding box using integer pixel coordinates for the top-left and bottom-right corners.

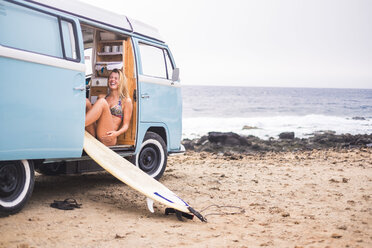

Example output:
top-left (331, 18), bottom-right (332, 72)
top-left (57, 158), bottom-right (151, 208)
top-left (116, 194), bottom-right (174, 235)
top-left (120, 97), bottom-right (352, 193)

top-left (85, 99), bottom-right (96, 136)
top-left (85, 98), bottom-right (117, 146)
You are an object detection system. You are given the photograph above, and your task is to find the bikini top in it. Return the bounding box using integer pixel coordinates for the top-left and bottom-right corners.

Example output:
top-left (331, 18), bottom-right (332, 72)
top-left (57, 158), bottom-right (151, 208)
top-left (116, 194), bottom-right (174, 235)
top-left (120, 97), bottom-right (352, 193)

top-left (106, 96), bottom-right (123, 119)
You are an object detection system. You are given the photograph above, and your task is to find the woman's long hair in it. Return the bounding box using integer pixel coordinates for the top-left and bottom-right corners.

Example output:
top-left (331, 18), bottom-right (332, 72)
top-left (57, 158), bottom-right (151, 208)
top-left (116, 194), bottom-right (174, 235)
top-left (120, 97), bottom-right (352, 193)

top-left (109, 69), bottom-right (129, 99)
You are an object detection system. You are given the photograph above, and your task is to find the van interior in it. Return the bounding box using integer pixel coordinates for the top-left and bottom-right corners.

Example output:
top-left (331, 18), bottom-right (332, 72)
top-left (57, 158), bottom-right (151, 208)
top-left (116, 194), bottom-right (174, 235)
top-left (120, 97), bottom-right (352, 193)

top-left (81, 25), bottom-right (137, 149)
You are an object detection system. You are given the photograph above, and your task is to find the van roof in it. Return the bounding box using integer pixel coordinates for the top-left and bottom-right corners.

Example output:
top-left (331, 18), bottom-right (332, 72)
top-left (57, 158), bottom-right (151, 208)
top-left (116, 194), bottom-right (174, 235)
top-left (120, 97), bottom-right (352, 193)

top-left (28, 0), bottom-right (163, 42)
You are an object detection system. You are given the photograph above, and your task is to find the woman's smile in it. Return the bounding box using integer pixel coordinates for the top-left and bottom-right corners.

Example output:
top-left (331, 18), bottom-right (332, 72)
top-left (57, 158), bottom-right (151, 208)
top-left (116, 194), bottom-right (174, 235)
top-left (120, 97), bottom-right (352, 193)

top-left (109, 74), bottom-right (119, 89)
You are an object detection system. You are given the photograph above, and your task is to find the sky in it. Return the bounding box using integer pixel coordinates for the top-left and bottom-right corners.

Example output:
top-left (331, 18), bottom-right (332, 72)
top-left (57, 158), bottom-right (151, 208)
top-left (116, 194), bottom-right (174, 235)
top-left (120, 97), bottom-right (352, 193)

top-left (80, 0), bottom-right (372, 89)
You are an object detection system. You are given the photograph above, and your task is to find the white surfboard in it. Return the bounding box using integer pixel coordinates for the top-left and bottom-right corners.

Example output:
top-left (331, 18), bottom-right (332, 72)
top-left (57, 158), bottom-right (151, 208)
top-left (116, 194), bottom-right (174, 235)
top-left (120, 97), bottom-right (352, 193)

top-left (83, 131), bottom-right (196, 216)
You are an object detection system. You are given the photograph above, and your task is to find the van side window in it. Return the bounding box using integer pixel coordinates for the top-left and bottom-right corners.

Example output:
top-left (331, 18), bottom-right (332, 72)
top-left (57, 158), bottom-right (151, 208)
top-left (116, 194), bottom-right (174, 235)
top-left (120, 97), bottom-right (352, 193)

top-left (164, 50), bottom-right (174, 80)
top-left (0, 1), bottom-right (62, 58)
top-left (61, 20), bottom-right (78, 60)
top-left (139, 43), bottom-right (167, 78)
top-left (0, 1), bottom-right (79, 61)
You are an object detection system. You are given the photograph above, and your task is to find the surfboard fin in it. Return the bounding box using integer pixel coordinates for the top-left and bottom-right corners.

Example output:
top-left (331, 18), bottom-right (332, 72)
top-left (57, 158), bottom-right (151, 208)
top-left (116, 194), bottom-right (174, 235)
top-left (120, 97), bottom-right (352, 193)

top-left (165, 208), bottom-right (193, 221)
top-left (165, 207), bottom-right (207, 222)
top-left (146, 198), bottom-right (154, 213)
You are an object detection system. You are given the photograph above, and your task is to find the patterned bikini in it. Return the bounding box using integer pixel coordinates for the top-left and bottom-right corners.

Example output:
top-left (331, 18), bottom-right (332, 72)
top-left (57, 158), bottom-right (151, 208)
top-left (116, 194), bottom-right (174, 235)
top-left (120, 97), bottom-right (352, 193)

top-left (108, 97), bottom-right (123, 119)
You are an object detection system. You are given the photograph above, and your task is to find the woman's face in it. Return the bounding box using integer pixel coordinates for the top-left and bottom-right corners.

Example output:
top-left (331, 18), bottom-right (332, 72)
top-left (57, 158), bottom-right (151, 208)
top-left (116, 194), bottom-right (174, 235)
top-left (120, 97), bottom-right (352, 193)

top-left (108, 72), bottom-right (120, 90)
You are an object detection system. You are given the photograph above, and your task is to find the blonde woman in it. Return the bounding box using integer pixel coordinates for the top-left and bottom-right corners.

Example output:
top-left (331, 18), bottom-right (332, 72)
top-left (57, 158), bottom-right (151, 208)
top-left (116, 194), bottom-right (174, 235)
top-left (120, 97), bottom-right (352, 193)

top-left (85, 69), bottom-right (133, 146)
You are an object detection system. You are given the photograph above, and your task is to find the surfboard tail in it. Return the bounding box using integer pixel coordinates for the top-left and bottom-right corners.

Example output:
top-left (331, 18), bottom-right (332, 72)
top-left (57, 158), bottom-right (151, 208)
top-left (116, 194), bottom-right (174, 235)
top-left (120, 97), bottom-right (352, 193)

top-left (187, 206), bottom-right (207, 222)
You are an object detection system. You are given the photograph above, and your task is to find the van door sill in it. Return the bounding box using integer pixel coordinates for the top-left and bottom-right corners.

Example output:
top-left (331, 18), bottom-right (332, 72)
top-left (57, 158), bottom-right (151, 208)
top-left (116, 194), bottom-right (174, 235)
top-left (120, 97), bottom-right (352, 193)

top-left (43, 146), bottom-right (134, 163)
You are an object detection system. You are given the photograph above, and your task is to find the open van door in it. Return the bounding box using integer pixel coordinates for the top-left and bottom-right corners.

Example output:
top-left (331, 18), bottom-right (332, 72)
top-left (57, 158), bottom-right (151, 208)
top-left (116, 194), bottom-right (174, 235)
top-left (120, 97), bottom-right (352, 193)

top-left (0, 1), bottom-right (85, 160)
top-left (136, 41), bottom-right (182, 151)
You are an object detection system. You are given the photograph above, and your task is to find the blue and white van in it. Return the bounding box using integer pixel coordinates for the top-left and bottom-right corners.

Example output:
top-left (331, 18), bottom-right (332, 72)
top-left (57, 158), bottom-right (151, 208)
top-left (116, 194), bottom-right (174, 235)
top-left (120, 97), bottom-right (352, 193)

top-left (0, 0), bottom-right (183, 215)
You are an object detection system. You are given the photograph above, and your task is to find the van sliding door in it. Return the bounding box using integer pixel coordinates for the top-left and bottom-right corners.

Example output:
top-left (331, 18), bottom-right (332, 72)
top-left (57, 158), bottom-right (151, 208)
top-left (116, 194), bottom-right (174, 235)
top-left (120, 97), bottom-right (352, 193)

top-left (0, 1), bottom-right (85, 160)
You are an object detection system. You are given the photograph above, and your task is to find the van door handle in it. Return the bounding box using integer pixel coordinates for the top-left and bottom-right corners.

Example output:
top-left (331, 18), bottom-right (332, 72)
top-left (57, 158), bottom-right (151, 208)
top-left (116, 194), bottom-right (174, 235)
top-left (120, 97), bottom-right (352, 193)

top-left (73, 86), bottom-right (85, 91)
top-left (141, 94), bottom-right (150, 99)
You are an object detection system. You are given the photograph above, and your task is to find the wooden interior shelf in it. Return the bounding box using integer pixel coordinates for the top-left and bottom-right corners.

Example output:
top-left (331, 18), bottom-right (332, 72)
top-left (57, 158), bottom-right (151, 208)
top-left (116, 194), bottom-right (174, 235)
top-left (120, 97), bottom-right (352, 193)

top-left (97, 52), bottom-right (123, 56)
top-left (99, 39), bottom-right (124, 43)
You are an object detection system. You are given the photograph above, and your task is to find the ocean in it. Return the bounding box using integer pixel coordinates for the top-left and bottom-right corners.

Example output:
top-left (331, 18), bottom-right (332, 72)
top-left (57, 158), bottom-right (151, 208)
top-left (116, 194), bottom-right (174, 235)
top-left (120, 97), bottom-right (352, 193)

top-left (181, 86), bottom-right (372, 140)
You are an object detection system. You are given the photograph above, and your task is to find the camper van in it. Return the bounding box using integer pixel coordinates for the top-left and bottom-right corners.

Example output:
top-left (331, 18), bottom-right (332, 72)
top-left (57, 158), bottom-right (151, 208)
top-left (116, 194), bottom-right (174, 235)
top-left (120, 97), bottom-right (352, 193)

top-left (0, 0), bottom-right (183, 215)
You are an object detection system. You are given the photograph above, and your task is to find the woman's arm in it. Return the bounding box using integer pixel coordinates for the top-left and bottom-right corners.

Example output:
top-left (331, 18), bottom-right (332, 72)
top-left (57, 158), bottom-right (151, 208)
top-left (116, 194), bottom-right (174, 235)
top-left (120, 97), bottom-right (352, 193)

top-left (118, 97), bottom-right (133, 135)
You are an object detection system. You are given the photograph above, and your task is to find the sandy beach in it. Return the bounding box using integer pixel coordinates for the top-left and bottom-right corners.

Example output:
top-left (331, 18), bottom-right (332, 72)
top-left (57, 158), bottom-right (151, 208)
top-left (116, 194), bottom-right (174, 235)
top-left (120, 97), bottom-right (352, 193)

top-left (1, 148), bottom-right (371, 248)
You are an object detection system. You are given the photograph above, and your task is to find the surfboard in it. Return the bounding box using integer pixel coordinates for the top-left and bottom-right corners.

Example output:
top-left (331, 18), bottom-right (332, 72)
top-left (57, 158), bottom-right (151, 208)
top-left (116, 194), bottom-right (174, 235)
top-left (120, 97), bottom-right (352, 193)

top-left (83, 131), bottom-right (203, 219)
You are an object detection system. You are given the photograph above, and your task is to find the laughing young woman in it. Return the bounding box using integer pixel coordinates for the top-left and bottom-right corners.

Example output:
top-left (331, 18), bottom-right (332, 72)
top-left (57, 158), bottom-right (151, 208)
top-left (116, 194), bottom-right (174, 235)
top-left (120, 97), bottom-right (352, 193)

top-left (85, 69), bottom-right (132, 146)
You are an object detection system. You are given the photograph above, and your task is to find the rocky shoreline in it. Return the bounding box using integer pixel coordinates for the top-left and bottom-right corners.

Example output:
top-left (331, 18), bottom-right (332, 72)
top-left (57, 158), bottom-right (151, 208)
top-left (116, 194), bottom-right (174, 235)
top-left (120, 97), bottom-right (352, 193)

top-left (182, 131), bottom-right (372, 155)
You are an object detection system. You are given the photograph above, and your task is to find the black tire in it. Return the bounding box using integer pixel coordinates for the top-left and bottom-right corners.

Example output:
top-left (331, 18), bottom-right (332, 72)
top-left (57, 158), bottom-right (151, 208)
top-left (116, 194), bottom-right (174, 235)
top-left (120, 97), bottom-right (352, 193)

top-left (131, 132), bottom-right (167, 180)
top-left (36, 162), bottom-right (66, 176)
top-left (0, 160), bottom-right (35, 216)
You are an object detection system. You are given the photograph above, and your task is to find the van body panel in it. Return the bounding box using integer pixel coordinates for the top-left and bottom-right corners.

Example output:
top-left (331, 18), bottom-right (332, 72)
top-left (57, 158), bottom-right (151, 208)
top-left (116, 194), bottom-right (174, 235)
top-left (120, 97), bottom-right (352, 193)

top-left (138, 80), bottom-right (182, 151)
top-left (133, 38), bottom-right (182, 151)
top-left (28, 0), bottom-right (164, 42)
top-left (0, 45), bottom-right (85, 72)
top-left (135, 123), bottom-right (170, 153)
top-left (30, 0), bottom-right (132, 32)
top-left (0, 56), bottom-right (85, 160)
top-left (127, 17), bottom-right (163, 42)
top-left (0, 0), bottom-right (85, 160)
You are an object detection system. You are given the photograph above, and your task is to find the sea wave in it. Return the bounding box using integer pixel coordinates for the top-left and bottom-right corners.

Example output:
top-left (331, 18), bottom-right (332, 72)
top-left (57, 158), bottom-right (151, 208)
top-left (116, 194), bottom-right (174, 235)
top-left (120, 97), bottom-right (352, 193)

top-left (182, 114), bottom-right (372, 140)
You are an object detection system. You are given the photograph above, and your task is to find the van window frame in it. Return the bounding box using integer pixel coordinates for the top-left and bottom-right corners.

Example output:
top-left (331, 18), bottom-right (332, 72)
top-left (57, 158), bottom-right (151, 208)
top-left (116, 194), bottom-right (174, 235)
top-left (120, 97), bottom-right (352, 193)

top-left (2, 0), bottom-right (81, 62)
top-left (138, 42), bottom-right (173, 80)
top-left (163, 49), bottom-right (174, 80)
top-left (59, 17), bottom-right (80, 62)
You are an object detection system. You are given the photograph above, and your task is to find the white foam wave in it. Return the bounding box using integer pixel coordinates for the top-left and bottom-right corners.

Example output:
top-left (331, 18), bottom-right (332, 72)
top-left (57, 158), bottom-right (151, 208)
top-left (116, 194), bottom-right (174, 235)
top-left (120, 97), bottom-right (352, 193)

top-left (182, 114), bottom-right (372, 140)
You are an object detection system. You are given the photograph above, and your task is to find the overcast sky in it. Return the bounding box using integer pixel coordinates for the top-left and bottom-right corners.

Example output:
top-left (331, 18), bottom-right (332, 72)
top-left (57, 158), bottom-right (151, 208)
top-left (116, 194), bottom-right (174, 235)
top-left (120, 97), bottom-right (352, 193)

top-left (81, 0), bottom-right (371, 89)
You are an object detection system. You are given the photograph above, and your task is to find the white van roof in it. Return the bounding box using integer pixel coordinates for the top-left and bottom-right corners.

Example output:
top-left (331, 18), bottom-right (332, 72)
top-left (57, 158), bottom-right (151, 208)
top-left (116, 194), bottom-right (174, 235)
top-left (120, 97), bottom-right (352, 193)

top-left (29, 0), bottom-right (163, 42)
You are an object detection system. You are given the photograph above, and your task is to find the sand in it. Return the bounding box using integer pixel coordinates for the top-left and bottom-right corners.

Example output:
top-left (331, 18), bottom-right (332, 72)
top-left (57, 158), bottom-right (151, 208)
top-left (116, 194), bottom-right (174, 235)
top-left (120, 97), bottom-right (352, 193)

top-left (1, 148), bottom-right (371, 248)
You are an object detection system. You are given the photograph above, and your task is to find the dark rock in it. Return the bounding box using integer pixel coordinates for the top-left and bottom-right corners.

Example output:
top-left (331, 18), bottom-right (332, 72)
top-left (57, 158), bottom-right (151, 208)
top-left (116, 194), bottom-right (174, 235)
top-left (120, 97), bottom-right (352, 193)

top-left (279, 132), bottom-right (295, 140)
top-left (196, 135), bottom-right (208, 145)
top-left (281, 212), bottom-right (290, 217)
top-left (225, 136), bottom-right (241, 146)
top-left (182, 132), bottom-right (372, 155)
top-left (352, 116), bottom-right (366, 120)
top-left (208, 132), bottom-right (248, 146)
top-left (337, 225), bottom-right (347, 230)
top-left (182, 139), bottom-right (193, 150)
top-left (331, 233), bottom-right (342, 239)
top-left (223, 152), bottom-right (242, 160)
top-left (251, 143), bottom-right (261, 150)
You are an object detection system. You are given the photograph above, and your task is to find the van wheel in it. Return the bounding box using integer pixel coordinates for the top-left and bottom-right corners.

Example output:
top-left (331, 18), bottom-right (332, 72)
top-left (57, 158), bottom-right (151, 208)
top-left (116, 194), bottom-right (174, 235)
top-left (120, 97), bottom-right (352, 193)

top-left (132, 132), bottom-right (167, 180)
top-left (0, 160), bottom-right (35, 216)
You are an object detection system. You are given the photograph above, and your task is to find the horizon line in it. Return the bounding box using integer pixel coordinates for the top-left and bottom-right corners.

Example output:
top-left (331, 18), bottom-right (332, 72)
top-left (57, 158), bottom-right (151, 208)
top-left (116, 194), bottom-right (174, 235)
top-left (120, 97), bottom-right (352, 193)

top-left (181, 83), bottom-right (372, 90)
